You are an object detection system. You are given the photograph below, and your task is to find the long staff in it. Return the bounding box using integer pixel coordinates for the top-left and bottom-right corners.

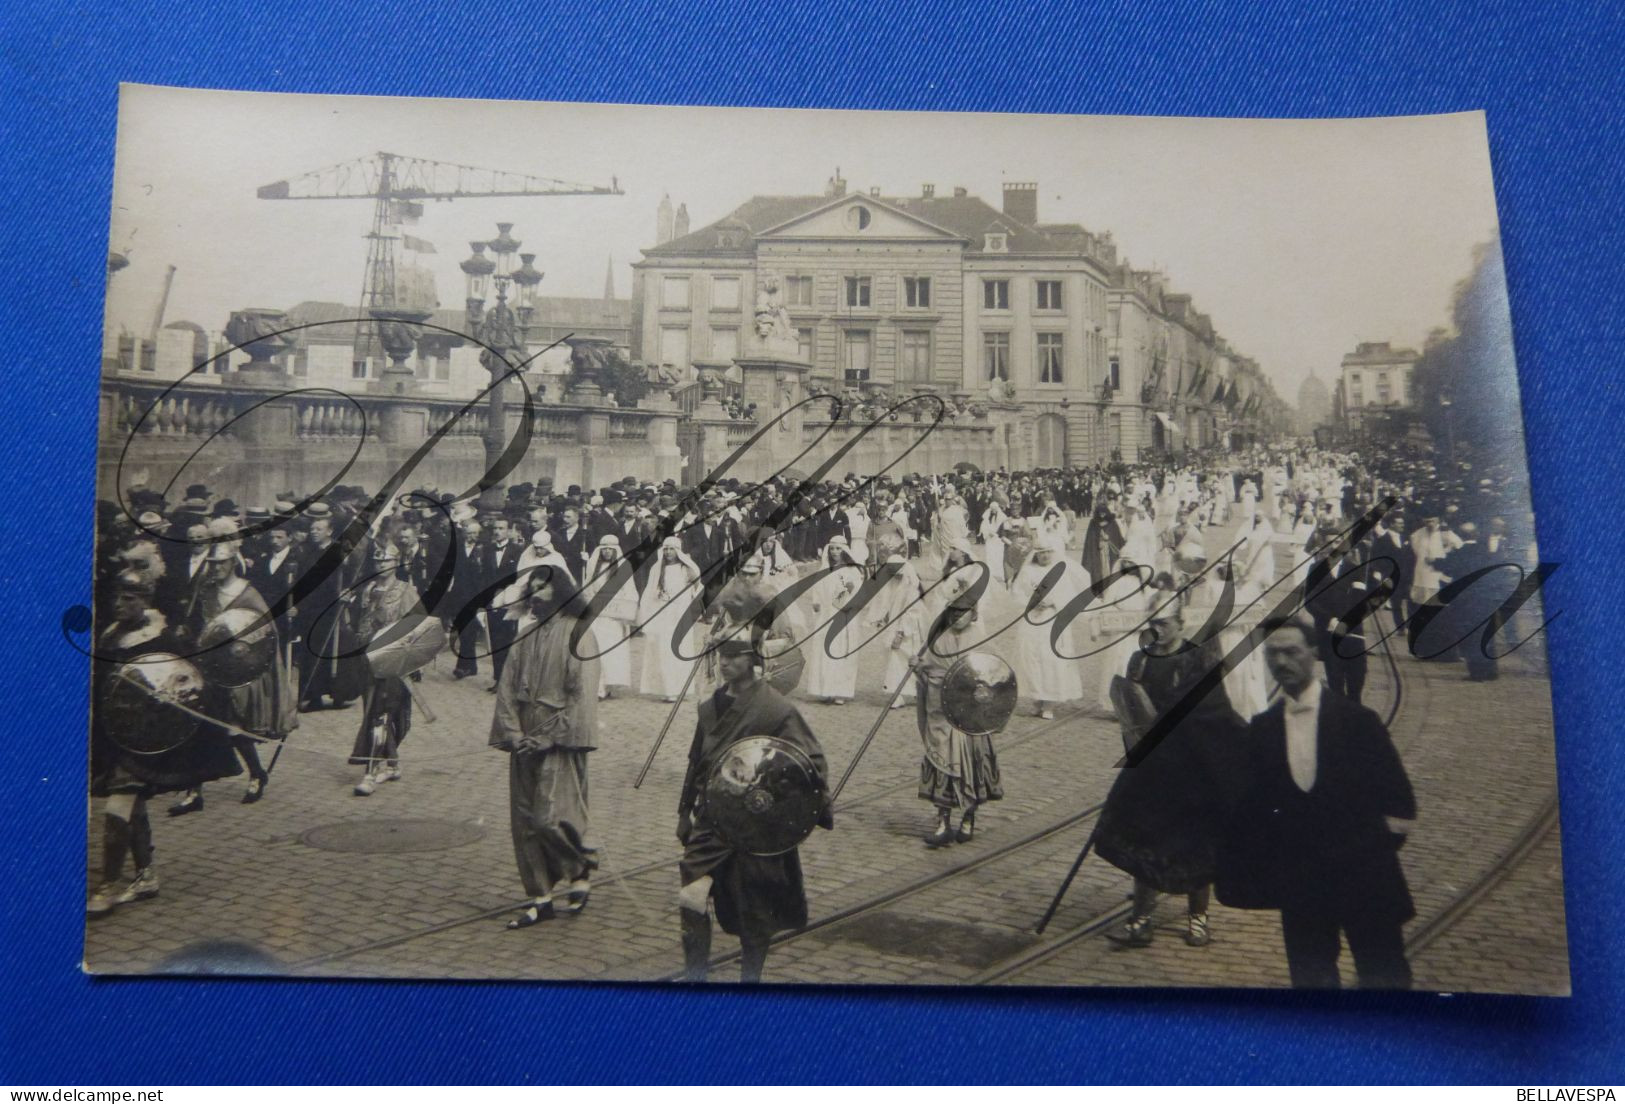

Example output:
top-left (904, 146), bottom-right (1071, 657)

top-left (1034, 823), bottom-right (1101, 934)
top-left (829, 633), bottom-right (929, 803)
top-left (633, 653), bottom-right (700, 789)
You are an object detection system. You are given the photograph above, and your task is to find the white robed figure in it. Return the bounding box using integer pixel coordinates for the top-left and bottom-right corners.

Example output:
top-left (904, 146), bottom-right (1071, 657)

top-left (581, 534), bottom-right (639, 699)
top-left (1009, 539), bottom-right (1088, 719)
top-left (978, 500), bottom-right (1010, 587)
top-left (870, 553), bottom-right (926, 708)
top-left (636, 537), bottom-right (703, 702)
top-left (1090, 557), bottom-right (1156, 711)
top-left (800, 538), bottom-right (864, 704)
top-left (843, 502), bottom-right (871, 567)
top-left (931, 492), bottom-right (970, 570)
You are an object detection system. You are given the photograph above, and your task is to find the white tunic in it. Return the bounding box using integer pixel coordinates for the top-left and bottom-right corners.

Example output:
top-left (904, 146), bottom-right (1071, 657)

top-left (636, 561), bottom-right (701, 697)
top-left (801, 564), bottom-right (863, 699)
top-left (1010, 556), bottom-right (1086, 703)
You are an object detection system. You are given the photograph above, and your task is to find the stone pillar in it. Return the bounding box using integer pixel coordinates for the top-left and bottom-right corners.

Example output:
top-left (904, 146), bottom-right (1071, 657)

top-left (640, 403), bottom-right (685, 483)
top-left (733, 355), bottom-right (810, 472)
top-left (576, 403), bottom-right (611, 490)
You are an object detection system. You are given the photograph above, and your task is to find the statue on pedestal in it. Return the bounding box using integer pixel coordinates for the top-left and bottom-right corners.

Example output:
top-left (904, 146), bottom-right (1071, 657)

top-left (752, 271), bottom-right (800, 358)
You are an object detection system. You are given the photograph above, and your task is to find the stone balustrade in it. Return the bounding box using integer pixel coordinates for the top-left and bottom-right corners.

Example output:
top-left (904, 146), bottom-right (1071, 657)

top-left (98, 371), bottom-right (683, 506)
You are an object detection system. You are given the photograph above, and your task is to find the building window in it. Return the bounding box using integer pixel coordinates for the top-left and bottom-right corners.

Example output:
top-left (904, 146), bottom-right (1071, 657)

top-left (661, 275), bottom-right (691, 310)
top-left (796, 327), bottom-right (814, 363)
top-left (712, 276), bottom-right (741, 311)
top-left (1037, 332), bottom-right (1064, 384)
top-left (844, 276), bottom-right (872, 308)
top-left (1109, 356), bottom-right (1121, 391)
top-left (659, 325), bottom-right (690, 370)
top-left (711, 327), bottom-right (739, 362)
top-left (983, 332), bottom-right (1010, 382)
top-left (843, 330), bottom-right (871, 382)
top-left (1036, 280), bottom-right (1063, 311)
top-left (846, 205), bottom-right (872, 231)
top-left (903, 276), bottom-right (931, 309)
top-left (983, 279), bottom-right (1009, 310)
top-left (352, 358), bottom-right (369, 380)
top-left (984, 233), bottom-right (1008, 253)
top-left (785, 276), bottom-right (814, 307)
top-left (899, 329), bottom-right (932, 382)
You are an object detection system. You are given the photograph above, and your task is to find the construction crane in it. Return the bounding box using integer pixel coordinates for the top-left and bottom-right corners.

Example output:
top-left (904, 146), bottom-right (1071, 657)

top-left (257, 151), bottom-right (622, 375)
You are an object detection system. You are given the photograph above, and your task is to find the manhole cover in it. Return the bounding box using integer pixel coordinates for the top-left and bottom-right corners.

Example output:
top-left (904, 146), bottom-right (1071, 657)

top-left (301, 818), bottom-right (486, 854)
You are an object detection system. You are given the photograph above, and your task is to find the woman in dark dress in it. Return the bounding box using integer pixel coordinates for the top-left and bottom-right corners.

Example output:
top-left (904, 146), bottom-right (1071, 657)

top-left (1096, 601), bottom-right (1245, 948)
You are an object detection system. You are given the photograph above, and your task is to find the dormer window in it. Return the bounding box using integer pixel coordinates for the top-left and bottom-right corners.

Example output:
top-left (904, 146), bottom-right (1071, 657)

top-left (984, 232), bottom-right (1008, 253)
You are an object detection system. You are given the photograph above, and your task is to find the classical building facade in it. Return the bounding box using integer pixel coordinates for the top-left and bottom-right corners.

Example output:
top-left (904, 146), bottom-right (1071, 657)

top-left (1337, 340), bottom-right (1418, 433)
top-left (633, 174), bottom-right (1279, 467)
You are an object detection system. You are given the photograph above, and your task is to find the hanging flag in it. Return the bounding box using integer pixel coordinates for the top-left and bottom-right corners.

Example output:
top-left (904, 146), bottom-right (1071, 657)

top-left (401, 234), bottom-right (437, 254)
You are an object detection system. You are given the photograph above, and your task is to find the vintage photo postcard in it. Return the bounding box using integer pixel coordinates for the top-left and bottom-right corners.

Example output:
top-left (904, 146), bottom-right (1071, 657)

top-left (85, 85), bottom-right (1564, 993)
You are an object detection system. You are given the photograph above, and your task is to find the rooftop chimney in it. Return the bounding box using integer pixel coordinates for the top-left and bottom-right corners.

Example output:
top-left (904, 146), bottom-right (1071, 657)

top-left (869, 185), bottom-right (881, 197)
top-left (656, 194), bottom-right (674, 245)
top-left (1003, 182), bottom-right (1038, 225)
top-left (922, 183), bottom-right (935, 198)
top-left (673, 203), bottom-right (690, 239)
top-left (952, 186), bottom-right (968, 198)
top-left (826, 167), bottom-right (847, 197)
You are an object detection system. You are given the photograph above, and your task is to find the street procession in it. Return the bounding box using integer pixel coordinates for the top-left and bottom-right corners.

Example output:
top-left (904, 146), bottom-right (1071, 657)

top-left (86, 432), bottom-right (1548, 988)
top-left (83, 96), bottom-right (1564, 994)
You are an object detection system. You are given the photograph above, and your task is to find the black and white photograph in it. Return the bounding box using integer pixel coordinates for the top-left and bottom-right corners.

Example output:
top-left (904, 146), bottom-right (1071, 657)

top-left (87, 85), bottom-right (1564, 993)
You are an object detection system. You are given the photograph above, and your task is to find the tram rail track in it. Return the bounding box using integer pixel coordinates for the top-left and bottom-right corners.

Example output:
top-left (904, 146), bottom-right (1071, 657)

top-left (288, 699), bottom-right (1098, 972)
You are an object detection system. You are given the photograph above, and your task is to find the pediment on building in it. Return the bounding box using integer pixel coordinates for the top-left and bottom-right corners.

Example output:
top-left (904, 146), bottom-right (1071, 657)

top-left (756, 194), bottom-right (966, 242)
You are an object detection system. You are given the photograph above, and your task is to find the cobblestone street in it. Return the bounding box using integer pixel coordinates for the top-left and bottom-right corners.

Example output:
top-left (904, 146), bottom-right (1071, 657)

top-left (83, 525), bottom-right (1567, 994)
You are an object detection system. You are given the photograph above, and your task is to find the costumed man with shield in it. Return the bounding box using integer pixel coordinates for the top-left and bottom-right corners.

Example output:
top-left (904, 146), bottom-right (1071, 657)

top-left (490, 567), bottom-right (601, 927)
top-left (88, 571), bottom-right (242, 915)
top-left (910, 592), bottom-right (1012, 848)
top-left (676, 635), bottom-right (832, 983)
top-left (348, 542), bottom-right (426, 796)
top-left (166, 536), bottom-right (288, 815)
top-left (1097, 601), bottom-right (1245, 949)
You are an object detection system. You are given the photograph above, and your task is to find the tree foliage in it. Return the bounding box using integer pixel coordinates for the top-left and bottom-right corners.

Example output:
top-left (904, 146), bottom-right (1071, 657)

top-left (1412, 236), bottom-right (1527, 459)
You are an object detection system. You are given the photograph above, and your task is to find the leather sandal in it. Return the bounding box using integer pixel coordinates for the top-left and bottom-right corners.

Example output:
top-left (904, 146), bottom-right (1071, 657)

top-left (506, 901), bottom-right (555, 929)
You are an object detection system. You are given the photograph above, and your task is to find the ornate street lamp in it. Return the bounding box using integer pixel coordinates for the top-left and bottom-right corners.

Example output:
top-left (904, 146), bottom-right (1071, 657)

top-left (463, 225), bottom-right (540, 517)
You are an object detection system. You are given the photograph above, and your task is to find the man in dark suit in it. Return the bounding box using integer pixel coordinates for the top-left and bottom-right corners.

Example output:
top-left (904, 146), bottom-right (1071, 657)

top-left (683, 493), bottom-right (737, 610)
top-left (245, 524), bottom-right (300, 646)
top-left (482, 515), bottom-right (525, 688)
top-left (552, 503), bottom-right (591, 584)
top-left (1219, 614), bottom-right (1417, 989)
top-left (444, 516), bottom-right (486, 680)
top-left (586, 488), bottom-right (630, 552)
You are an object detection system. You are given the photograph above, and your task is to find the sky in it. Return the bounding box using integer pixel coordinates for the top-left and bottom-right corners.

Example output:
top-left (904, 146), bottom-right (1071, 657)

top-left (105, 86), bottom-right (1503, 398)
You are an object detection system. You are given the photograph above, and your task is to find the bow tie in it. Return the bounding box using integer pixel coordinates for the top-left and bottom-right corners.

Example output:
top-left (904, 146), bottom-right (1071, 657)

top-left (1286, 697), bottom-right (1317, 716)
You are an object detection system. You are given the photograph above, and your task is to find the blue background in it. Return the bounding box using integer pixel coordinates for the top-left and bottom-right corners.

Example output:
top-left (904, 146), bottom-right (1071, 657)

top-left (2, 0), bottom-right (1622, 1085)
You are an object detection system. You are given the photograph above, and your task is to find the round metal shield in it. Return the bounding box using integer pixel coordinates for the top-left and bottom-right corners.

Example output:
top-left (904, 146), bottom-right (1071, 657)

top-left (940, 652), bottom-right (1018, 737)
top-left (703, 736), bottom-right (825, 857)
top-left (761, 639), bottom-right (805, 694)
top-left (195, 606), bottom-right (276, 688)
top-left (365, 616), bottom-right (447, 680)
top-left (103, 653), bottom-right (207, 756)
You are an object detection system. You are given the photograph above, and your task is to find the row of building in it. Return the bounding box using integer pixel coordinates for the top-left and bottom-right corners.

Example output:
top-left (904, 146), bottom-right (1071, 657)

top-left (631, 172), bottom-right (1287, 464)
top-left (103, 172), bottom-right (1291, 470)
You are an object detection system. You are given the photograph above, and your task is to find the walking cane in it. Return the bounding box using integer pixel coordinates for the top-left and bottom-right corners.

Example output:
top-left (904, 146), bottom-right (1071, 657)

top-left (633, 656), bottom-right (700, 789)
top-left (1034, 823), bottom-right (1101, 934)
